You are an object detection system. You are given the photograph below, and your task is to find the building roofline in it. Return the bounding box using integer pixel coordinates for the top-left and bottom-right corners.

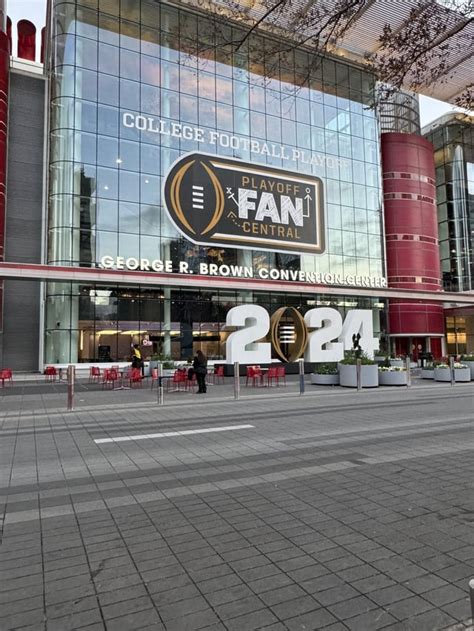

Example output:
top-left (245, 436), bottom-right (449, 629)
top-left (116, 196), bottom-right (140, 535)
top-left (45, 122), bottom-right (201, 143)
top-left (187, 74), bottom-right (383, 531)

top-left (422, 111), bottom-right (474, 136)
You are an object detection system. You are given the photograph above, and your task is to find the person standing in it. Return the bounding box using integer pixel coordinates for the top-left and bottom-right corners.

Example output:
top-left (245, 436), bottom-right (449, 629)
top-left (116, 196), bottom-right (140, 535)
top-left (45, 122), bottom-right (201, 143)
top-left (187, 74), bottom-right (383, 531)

top-left (132, 344), bottom-right (144, 377)
top-left (193, 350), bottom-right (208, 393)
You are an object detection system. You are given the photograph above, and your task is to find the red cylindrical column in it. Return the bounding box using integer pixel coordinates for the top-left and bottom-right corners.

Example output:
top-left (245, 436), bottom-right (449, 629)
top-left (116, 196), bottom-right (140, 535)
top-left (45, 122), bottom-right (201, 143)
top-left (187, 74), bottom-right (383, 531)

top-left (17, 19), bottom-right (36, 61)
top-left (381, 132), bottom-right (444, 348)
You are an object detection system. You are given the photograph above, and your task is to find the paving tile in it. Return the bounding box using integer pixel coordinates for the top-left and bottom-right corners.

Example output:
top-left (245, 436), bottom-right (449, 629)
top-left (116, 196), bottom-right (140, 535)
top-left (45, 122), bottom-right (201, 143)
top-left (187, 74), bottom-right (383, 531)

top-left (104, 608), bottom-right (164, 630)
top-left (423, 585), bottom-right (467, 607)
top-left (157, 595), bottom-right (211, 621)
top-left (327, 595), bottom-right (378, 621)
top-left (270, 595), bottom-right (321, 620)
top-left (369, 585), bottom-right (414, 607)
top-left (101, 596), bottom-right (155, 620)
top-left (214, 595), bottom-right (266, 620)
top-left (315, 584), bottom-right (360, 607)
top-left (164, 609), bottom-right (220, 631)
top-left (401, 608), bottom-right (458, 631)
top-left (386, 596), bottom-right (433, 620)
top-left (343, 608), bottom-right (397, 630)
top-left (284, 608), bottom-right (339, 630)
top-left (225, 608), bottom-right (279, 631)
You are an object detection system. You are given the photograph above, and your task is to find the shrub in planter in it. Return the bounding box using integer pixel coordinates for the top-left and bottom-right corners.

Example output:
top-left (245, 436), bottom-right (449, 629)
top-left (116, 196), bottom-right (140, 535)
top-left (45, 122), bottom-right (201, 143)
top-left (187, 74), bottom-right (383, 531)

top-left (461, 355), bottom-right (474, 379)
top-left (150, 354), bottom-right (175, 369)
top-left (311, 363), bottom-right (339, 385)
top-left (434, 362), bottom-right (471, 382)
top-left (338, 352), bottom-right (378, 388)
top-left (378, 366), bottom-right (408, 386)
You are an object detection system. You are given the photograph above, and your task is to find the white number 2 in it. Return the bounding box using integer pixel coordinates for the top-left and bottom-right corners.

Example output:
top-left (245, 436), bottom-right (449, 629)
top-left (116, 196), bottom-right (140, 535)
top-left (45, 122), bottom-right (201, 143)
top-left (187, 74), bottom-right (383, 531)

top-left (225, 305), bottom-right (271, 364)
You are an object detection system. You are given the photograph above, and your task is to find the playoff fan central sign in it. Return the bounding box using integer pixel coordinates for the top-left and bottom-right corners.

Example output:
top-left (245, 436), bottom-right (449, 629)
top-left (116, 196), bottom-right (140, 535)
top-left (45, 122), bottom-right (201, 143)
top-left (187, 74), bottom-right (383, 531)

top-left (163, 153), bottom-right (325, 255)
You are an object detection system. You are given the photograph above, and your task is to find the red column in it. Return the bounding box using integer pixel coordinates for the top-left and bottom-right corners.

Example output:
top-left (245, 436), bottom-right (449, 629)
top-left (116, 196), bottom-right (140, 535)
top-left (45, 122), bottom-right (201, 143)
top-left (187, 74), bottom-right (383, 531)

top-left (17, 19), bottom-right (36, 61)
top-left (381, 132), bottom-right (445, 347)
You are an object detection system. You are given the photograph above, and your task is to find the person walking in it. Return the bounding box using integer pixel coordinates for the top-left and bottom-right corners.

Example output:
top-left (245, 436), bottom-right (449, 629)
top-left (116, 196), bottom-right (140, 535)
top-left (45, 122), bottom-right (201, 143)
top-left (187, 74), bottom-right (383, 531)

top-left (193, 350), bottom-right (208, 393)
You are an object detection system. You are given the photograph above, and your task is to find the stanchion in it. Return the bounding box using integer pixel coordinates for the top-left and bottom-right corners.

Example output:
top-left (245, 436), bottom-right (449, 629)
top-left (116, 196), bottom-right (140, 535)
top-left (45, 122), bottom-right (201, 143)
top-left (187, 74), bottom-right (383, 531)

top-left (356, 358), bottom-right (362, 392)
top-left (406, 355), bottom-right (411, 388)
top-left (234, 362), bottom-right (240, 400)
top-left (299, 359), bottom-right (305, 395)
top-left (469, 578), bottom-right (474, 622)
top-left (67, 364), bottom-right (75, 411)
top-left (449, 356), bottom-right (455, 387)
top-left (157, 362), bottom-right (164, 405)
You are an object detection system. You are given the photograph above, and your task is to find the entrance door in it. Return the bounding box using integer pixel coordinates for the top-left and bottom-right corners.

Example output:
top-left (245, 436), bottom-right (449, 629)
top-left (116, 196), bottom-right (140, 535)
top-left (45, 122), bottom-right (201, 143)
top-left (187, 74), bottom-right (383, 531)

top-left (411, 337), bottom-right (425, 362)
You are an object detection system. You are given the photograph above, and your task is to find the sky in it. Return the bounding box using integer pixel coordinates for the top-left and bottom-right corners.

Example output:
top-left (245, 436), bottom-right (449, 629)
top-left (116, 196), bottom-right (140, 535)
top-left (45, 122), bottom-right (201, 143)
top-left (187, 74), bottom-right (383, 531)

top-left (9, 0), bottom-right (463, 127)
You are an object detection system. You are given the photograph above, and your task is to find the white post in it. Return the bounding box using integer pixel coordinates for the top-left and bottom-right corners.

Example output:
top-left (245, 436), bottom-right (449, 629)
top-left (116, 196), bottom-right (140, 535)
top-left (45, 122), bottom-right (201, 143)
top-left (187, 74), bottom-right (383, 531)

top-left (356, 358), bottom-right (362, 392)
top-left (67, 364), bottom-right (75, 411)
top-left (234, 362), bottom-right (240, 400)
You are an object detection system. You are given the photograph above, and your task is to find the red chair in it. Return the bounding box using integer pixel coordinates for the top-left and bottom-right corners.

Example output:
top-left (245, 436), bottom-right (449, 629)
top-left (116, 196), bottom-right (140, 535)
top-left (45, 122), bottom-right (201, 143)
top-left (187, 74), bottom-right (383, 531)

top-left (150, 367), bottom-right (159, 389)
top-left (45, 366), bottom-right (57, 382)
top-left (246, 366), bottom-right (262, 387)
top-left (276, 365), bottom-right (286, 386)
top-left (167, 369), bottom-right (188, 392)
top-left (129, 367), bottom-right (142, 388)
top-left (264, 366), bottom-right (278, 387)
top-left (209, 365), bottom-right (224, 385)
top-left (102, 368), bottom-right (118, 389)
top-left (89, 366), bottom-right (101, 383)
top-left (0, 369), bottom-right (12, 387)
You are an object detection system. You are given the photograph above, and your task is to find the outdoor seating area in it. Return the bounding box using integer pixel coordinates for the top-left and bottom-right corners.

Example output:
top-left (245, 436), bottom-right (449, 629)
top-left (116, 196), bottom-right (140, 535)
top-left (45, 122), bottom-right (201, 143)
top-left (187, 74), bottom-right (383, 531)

top-left (101, 367), bottom-right (143, 389)
top-left (245, 365), bottom-right (286, 387)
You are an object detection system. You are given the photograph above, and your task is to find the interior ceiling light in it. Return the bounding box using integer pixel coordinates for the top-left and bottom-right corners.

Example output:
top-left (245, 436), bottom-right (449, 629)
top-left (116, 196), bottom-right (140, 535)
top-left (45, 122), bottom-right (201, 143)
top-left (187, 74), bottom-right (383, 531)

top-left (120, 330), bottom-right (148, 335)
top-left (96, 329), bottom-right (122, 335)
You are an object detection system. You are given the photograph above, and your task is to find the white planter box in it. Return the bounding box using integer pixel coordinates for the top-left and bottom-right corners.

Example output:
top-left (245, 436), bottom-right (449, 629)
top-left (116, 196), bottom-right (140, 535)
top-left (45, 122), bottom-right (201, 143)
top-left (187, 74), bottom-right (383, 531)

top-left (462, 360), bottom-right (474, 380)
top-left (434, 367), bottom-right (471, 382)
top-left (420, 369), bottom-right (434, 379)
top-left (389, 359), bottom-right (404, 368)
top-left (378, 371), bottom-right (407, 386)
top-left (338, 363), bottom-right (378, 388)
top-left (311, 373), bottom-right (339, 385)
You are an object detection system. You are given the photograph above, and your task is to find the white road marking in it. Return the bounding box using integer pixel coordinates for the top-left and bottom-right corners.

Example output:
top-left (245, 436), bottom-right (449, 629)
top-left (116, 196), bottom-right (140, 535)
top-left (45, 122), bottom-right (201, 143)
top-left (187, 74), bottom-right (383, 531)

top-left (94, 424), bottom-right (255, 444)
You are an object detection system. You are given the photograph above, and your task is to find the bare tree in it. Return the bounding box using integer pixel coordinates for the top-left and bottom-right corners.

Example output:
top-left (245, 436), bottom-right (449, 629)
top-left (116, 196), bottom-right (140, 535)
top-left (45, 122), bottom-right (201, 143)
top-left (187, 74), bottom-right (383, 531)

top-left (188, 0), bottom-right (473, 110)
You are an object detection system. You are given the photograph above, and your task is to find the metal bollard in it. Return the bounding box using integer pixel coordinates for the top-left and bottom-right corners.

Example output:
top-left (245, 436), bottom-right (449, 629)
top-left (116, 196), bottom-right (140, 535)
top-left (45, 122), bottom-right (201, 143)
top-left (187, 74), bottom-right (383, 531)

top-left (356, 358), bottom-right (362, 392)
top-left (449, 356), bottom-right (455, 386)
top-left (405, 355), bottom-right (411, 388)
top-left (234, 362), bottom-right (240, 400)
top-left (67, 364), bottom-right (75, 411)
top-left (469, 578), bottom-right (474, 621)
top-left (299, 358), bottom-right (305, 395)
top-left (157, 362), bottom-right (164, 405)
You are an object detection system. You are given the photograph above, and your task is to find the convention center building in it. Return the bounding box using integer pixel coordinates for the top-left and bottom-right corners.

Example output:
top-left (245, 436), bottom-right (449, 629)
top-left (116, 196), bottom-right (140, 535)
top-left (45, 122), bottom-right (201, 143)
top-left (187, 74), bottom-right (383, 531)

top-left (0, 0), bottom-right (473, 370)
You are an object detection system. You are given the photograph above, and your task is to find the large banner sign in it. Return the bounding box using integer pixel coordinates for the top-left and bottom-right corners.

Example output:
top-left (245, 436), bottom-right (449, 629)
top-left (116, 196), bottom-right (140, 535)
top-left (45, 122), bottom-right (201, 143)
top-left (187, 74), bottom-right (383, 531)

top-left (163, 153), bottom-right (324, 255)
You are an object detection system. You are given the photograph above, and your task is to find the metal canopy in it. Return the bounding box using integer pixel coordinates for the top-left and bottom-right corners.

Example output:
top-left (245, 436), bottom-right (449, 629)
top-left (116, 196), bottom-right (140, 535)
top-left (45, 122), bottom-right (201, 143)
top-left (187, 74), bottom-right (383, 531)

top-left (203, 0), bottom-right (473, 105)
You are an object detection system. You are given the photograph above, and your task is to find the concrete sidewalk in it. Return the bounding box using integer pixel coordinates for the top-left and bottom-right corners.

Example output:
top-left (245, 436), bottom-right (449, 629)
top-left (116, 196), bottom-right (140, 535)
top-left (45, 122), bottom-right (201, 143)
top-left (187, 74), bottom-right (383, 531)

top-left (1, 382), bottom-right (474, 629)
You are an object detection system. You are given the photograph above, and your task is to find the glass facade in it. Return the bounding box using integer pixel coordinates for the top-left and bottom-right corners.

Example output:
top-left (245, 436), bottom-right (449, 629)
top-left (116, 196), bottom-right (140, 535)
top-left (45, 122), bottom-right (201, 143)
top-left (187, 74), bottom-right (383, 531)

top-left (46, 0), bottom-right (385, 363)
top-left (425, 115), bottom-right (474, 292)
